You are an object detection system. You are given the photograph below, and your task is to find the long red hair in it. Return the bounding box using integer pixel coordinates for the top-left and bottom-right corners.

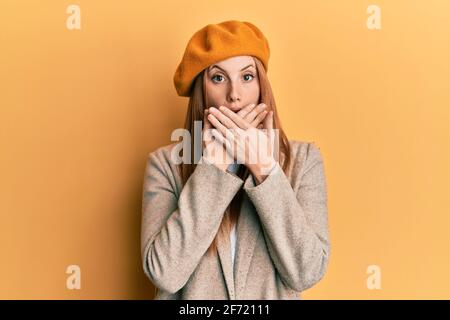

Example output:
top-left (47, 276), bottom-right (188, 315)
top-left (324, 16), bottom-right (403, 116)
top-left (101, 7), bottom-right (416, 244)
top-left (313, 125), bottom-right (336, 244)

top-left (177, 56), bottom-right (292, 256)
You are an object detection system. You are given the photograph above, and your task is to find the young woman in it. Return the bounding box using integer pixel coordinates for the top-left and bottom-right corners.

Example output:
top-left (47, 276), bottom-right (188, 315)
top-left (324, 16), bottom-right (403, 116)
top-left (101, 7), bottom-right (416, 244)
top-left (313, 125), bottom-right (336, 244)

top-left (141, 20), bottom-right (330, 299)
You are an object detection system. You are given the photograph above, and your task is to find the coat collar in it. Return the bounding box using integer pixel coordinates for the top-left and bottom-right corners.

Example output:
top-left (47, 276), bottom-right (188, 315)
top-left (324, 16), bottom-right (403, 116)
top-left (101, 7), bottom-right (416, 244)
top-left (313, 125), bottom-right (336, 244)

top-left (216, 173), bottom-right (261, 300)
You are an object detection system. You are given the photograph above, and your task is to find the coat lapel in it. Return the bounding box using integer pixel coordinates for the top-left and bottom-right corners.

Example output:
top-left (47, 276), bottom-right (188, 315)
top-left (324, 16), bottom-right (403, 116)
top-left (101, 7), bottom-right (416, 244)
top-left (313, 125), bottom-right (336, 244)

top-left (217, 228), bottom-right (236, 299)
top-left (233, 175), bottom-right (262, 300)
top-left (216, 174), bottom-right (262, 300)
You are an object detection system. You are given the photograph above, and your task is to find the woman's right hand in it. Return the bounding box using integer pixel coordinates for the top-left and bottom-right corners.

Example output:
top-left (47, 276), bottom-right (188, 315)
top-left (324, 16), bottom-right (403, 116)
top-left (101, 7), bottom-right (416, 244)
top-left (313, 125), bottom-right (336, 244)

top-left (202, 103), bottom-right (268, 171)
top-left (236, 103), bottom-right (269, 130)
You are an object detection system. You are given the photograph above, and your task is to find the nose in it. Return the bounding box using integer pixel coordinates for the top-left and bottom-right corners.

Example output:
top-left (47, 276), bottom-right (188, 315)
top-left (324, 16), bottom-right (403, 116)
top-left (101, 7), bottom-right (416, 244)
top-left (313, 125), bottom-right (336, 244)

top-left (227, 83), bottom-right (241, 111)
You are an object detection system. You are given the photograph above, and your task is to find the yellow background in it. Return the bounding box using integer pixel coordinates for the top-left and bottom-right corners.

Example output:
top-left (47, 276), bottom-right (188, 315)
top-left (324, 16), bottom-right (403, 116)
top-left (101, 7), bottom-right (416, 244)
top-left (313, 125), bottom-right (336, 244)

top-left (1, 0), bottom-right (449, 299)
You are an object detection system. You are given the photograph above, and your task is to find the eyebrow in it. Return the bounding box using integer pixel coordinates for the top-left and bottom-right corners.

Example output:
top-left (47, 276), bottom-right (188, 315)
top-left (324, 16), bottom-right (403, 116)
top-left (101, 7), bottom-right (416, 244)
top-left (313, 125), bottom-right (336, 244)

top-left (209, 64), bottom-right (255, 73)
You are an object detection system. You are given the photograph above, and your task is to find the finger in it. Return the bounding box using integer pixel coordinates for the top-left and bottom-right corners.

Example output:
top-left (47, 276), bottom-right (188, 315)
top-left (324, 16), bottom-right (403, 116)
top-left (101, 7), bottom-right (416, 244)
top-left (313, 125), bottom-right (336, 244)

top-left (269, 112), bottom-right (277, 155)
top-left (263, 110), bottom-right (274, 131)
top-left (244, 103), bottom-right (267, 124)
top-left (203, 109), bottom-right (212, 130)
top-left (203, 109), bottom-right (216, 149)
top-left (218, 106), bottom-right (252, 130)
top-left (268, 111), bottom-right (274, 130)
top-left (208, 113), bottom-right (235, 139)
top-left (209, 107), bottom-right (239, 130)
top-left (250, 109), bottom-right (268, 127)
top-left (237, 103), bottom-right (257, 118)
top-left (208, 129), bottom-right (233, 165)
top-left (211, 128), bottom-right (233, 152)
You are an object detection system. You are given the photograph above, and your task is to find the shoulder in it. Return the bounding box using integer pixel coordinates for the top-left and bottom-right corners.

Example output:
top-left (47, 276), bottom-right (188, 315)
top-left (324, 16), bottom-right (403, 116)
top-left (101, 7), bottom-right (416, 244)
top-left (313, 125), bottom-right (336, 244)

top-left (286, 139), bottom-right (326, 180)
top-left (146, 141), bottom-right (185, 180)
top-left (288, 138), bottom-right (324, 163)
top-left (144, 141), bottom-right (183, 194)
top-left (147, 141), bottom-right (181, 165)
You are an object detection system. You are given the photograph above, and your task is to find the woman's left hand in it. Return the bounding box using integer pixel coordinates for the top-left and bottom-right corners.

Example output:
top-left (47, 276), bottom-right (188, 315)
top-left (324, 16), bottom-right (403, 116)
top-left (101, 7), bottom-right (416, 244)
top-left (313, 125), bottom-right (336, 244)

top-left (207, 106), bottom-right (278, 183)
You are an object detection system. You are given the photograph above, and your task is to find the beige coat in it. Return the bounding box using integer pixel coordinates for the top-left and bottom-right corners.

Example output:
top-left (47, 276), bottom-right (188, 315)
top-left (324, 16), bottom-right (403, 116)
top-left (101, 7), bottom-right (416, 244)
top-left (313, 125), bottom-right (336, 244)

top-left (140, 139), bottom-right (330, 299)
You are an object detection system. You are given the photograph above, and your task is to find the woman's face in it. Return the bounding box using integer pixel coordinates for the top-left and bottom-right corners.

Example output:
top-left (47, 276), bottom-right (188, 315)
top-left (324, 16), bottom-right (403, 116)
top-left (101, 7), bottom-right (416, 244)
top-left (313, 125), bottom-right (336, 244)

top-left (205, 55), bottom-right (260, 112)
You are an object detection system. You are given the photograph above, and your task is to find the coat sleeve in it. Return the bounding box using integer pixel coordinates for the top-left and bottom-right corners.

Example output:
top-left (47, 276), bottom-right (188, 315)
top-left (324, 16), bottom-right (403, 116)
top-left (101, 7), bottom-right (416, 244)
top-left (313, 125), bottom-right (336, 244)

top-left (242, 142), bottom-right (330, 292)
top-left (140, 150), bottom-right (244, 294)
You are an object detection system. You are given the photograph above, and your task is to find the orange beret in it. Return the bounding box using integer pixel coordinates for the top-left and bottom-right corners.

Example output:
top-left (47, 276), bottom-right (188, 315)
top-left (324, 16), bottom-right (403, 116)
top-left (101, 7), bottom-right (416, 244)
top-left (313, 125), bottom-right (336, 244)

top-left (173, 20), bottom-right (270, 97)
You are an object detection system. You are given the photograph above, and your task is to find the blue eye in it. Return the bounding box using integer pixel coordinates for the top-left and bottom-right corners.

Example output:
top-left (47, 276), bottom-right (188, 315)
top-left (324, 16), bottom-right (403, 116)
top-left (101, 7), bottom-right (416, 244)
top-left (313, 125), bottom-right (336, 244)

top-left (211, 75), bottom-right (224, 83)
top-left (211, 73), bottom-right (255, 83)
top-left (243, 74), bottom-right (254, 81)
